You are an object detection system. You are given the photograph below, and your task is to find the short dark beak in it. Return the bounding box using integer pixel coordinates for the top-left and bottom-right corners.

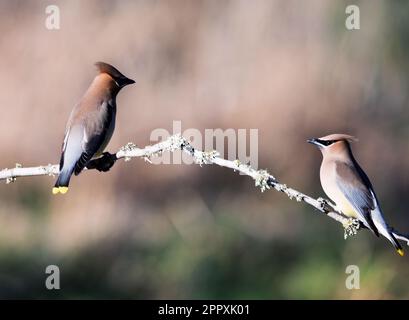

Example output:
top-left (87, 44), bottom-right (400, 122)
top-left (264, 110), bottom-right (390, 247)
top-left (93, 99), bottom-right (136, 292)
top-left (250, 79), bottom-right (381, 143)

top-left (124, 77), bottom-right (135, 86)
top-left (307, 138), bottom-right (319, 146)
top-left (119, 77), bottom-right (135, 87)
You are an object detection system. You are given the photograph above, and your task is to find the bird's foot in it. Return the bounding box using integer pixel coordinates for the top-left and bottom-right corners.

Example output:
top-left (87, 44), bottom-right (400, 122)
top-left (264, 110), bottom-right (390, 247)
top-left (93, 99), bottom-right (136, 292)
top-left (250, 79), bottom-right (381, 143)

top-left (317, 197), bottom-right (329, 211)
top-left (343, 218), bottom-right (360, 239)
top-left (88, 152), bottom-right (117, 172)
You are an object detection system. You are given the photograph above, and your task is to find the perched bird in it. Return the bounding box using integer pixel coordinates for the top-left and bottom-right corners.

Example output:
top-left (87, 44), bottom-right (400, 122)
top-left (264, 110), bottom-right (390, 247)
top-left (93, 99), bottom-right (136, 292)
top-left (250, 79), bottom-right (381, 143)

top-left (308, 133), bottom-right (404, 256)
top-left (53, 62), bottom-right (135, 194)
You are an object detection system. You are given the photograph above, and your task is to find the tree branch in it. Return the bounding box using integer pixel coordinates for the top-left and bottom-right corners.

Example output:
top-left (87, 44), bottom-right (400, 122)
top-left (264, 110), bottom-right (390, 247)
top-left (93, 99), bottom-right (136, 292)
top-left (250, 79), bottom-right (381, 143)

top-left (1, 134), bottom-right (408, 246)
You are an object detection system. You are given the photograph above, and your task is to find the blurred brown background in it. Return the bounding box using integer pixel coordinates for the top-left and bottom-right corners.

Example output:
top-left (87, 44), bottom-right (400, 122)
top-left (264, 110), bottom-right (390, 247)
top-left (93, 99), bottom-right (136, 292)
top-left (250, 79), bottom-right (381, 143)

top-left (0, 0), bottom-right (408, 299)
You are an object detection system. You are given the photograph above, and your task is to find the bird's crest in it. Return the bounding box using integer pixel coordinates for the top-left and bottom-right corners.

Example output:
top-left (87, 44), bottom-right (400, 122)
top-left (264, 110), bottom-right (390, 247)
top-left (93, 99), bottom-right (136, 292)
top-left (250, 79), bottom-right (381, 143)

top-left (95, 62), bottom-right (127, 80)
top-left (319, 133), bottom-right (358, 143)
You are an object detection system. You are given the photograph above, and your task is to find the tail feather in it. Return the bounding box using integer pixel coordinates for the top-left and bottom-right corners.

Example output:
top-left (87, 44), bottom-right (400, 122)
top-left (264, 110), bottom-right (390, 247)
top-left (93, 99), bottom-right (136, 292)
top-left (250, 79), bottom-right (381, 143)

top-left (52, 167), bottom-right (73, 195)
top-left (389, 232), bottom-right (404, 256)
top-left (379, 223), bottom-right (404, 256)
top-left (371, 207), bottom-right (404, 256)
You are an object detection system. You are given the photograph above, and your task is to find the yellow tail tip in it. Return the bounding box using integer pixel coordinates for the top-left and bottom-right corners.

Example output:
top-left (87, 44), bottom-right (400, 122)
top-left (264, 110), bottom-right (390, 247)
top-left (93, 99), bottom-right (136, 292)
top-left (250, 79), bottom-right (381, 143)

top-left (397, 249), bottom-right (404, 257)
top-left (59, 187), bottom-right (69, 194)
top-left (52, 187), bottom-right (69, 195)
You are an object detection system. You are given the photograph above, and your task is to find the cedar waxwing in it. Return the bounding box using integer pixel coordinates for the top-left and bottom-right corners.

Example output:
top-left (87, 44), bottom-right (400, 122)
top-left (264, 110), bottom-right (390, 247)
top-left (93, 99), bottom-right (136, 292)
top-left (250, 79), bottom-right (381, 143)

top-left (53, 62), bottom-right (135, 194)
top-left (308, 133), bottom-right (404, 256)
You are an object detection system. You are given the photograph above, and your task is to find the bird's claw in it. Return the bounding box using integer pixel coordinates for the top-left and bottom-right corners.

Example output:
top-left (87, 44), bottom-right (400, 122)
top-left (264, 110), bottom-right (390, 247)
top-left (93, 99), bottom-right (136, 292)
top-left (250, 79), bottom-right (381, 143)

top-left (317, 197), bottom-right (329, 210)
top-left (343, 218), bottom-right (360, 239)
top-left (90, 152), bottom-right (117, 172)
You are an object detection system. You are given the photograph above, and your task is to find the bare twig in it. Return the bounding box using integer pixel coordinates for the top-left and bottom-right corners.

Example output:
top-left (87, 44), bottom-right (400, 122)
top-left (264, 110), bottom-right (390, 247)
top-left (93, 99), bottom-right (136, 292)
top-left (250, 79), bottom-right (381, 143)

top-left (1, 134), bottom-right (408, 246)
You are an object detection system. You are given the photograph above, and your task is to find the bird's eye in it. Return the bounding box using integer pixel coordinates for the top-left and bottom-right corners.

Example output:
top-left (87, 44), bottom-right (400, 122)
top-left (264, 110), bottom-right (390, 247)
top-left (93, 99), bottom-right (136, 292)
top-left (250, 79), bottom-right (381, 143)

top-left (318, 139), bottom-right (336, 146)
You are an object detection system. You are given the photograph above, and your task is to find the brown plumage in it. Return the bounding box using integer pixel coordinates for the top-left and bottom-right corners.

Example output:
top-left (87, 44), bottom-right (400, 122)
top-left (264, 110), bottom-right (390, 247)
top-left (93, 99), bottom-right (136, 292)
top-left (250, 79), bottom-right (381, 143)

top-left (53, 62), bottom-right (135, 194)
top-left (308, 133), bottom-right (404, 256)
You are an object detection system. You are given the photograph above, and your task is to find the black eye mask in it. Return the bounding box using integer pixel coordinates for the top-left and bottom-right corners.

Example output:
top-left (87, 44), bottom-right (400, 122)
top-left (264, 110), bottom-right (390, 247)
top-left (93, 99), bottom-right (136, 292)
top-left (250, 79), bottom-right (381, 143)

top-left (317, 139), bottom-right (337, 146)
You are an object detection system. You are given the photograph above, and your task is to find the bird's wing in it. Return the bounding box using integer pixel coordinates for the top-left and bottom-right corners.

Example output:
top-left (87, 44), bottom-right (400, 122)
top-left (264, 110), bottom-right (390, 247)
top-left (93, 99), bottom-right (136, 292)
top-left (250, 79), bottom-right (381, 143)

top-left (335, 161), bottom-right (379, 236)
top-left (59, 125), bottom-right (84, 173)
top-left (74, 101), bottom-right (113, 175)
top-left (58, 105), bottom-right (80, 171)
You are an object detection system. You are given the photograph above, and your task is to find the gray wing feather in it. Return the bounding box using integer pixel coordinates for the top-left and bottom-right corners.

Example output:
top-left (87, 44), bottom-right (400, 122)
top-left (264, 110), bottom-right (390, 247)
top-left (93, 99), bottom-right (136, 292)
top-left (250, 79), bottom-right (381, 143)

top-left (74, 102), bottom-right (113, 175)
top-left (335, 162), bottom-right (379, 236)
top-left (60, 125), bottom-right (84, 172)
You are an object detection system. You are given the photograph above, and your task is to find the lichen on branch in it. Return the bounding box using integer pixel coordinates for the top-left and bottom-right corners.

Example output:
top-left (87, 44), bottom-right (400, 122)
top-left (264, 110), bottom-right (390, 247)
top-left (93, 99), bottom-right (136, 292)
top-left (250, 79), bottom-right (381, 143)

top-left (0, 134), bottom-right (408, 247)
